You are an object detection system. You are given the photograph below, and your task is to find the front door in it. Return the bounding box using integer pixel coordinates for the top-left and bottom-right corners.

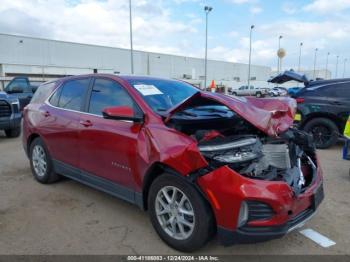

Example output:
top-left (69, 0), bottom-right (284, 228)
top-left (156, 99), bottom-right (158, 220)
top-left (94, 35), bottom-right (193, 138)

top-left (78, 77), bottom-right (143, 190)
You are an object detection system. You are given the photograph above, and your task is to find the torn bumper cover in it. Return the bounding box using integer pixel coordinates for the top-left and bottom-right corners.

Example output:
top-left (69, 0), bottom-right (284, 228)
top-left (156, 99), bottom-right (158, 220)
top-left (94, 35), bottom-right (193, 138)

top-left (196, 163), bottom-right (324, 245)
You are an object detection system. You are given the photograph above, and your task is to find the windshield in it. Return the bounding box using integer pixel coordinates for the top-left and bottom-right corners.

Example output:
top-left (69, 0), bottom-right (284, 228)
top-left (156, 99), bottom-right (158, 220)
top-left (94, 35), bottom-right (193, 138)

top-left (127, 78), bottom-right (198, 112)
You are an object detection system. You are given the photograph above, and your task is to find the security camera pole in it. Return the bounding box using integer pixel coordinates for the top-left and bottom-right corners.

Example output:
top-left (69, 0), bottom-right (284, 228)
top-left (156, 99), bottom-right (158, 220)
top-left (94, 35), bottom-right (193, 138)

top-left (298, 42), bottom-right (303, 73)
top-left (313, 48), bottom-right (318, 79)
top-left (325, 52), bottom-right (330, 79)
top-left (247, 25), bottom-right (254, 89)
top-left (129, 0), bottom-right (134, 74)
top-left (277, 35), bottom-right (283, 74)
top-left (204, 6), bottom-right (213, 90)
top-left (336, 55), bottom-right (339, 78)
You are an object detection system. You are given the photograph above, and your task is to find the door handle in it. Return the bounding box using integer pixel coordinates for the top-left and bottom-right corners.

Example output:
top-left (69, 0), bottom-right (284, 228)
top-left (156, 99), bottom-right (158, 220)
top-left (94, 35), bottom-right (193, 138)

top-left (330, 101), bottom-right (342, 105)
top-left (42, 111), bottom-right (50, 117)
top-left (79, 120), bottom-right (93, 127)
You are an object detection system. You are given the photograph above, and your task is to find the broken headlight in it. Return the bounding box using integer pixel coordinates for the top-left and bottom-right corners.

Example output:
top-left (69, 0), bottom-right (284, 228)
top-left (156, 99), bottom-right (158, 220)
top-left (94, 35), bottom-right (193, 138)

top-left (213, 151), bottom-right (257, 163)
top-left (198, 136), bottom-right (261, 164)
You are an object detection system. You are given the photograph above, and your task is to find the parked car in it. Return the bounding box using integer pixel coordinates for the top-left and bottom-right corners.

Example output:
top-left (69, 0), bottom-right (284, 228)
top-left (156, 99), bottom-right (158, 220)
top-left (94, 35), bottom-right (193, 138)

top-left (269, 87), bottom-right (287, 97)
top-left (23, 74), bottom-right (324, 251)
top-left (288, 87), bottom-right (302, 96)
top-left (0, 91), bottom-right (21, 137)
top-left (270, 70), bottom-right (350, 149)
top-left (230, 85), bottom-right (268, 97)
top-left (3, 76), bottom-right (40, 110)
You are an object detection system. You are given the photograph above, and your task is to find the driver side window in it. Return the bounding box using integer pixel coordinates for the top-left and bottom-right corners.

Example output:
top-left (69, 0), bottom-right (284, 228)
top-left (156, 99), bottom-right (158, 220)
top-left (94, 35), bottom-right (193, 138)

top-left (88, 78), bottom-right (141, 116)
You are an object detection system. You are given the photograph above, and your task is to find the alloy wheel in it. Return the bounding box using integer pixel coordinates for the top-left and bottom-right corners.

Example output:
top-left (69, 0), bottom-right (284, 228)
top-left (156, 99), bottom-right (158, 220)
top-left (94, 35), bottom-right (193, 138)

top-left (155, 186), bottom-right (195, 240)
top-left (32, 145), bottom-right (47, 177)
top-left (311, 125), bottom-right (332, 147)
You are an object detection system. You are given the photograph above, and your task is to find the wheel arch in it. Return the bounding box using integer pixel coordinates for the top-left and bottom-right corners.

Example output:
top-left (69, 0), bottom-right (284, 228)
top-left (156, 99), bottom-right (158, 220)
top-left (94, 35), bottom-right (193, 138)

top-left (26, 133), bottom-right (41, 156)
top-left (300, 112), bottom-right (343, 132)
top-left (141, 162), bottom-right (215, 221)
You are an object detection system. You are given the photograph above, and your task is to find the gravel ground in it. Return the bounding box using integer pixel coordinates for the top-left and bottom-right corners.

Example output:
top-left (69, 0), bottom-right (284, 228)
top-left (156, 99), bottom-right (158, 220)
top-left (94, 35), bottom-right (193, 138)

top-left (0, 133), bottom-right (349, 255)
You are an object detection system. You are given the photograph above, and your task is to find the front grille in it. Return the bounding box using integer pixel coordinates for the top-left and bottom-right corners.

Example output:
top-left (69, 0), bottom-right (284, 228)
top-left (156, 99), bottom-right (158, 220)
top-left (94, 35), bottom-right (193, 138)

top-left (0, 100), bottom-right (11, 117)
top-left (247, 201), bottom-right (275, 222)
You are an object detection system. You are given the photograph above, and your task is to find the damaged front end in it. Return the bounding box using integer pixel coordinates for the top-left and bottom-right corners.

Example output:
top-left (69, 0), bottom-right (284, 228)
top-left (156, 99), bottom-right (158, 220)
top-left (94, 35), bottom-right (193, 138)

top-left (198, 128), bottom-right (317, 195)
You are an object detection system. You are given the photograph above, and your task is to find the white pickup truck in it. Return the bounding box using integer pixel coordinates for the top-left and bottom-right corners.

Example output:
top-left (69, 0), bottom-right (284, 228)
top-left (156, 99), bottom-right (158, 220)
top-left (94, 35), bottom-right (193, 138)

top-left (230, 85), bottom-right (268, 97)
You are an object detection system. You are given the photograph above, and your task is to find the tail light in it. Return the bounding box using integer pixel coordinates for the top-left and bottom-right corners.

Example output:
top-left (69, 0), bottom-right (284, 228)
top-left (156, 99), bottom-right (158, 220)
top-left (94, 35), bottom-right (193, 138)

top-left (296, 97), bottom-right (305, 104)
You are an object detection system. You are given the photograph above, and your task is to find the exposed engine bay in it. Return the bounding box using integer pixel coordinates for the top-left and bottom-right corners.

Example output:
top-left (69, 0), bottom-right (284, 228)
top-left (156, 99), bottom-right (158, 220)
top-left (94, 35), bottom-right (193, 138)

top-left (166, 101), bottom-right (317, 195)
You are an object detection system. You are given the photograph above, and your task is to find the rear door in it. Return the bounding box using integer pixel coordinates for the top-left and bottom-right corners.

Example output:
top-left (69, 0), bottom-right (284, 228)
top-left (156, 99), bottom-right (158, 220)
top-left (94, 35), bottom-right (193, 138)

top-left (43, 77), bottom-right (91, 168)
top-left (327, 84), bottom-right (350, 128)
top-left (78, 77), bottom-right (143, 190)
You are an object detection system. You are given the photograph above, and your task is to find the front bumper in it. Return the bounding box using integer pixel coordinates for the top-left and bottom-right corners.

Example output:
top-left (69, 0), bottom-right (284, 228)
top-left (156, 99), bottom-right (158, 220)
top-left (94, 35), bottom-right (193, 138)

top-left (217, 190), bottom-right (322, 245)
top-left (197, 162), bottom-right (324, 245)
top-left (0, 113), bottom-right (22, 130)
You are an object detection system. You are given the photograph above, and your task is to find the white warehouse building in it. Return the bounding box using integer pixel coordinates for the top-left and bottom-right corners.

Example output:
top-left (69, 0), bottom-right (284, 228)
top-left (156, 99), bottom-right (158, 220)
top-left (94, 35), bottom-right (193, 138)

top-left (0, 33), bottom-right (272, 89)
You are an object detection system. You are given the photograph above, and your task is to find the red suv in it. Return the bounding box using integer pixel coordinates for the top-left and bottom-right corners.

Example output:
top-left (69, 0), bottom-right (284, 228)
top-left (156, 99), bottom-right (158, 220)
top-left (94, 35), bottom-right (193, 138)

top-left (22, 74), bottom-right (324, 252)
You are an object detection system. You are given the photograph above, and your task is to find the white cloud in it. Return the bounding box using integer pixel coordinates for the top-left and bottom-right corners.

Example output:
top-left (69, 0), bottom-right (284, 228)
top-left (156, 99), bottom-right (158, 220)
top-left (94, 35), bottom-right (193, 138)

top-left (0, 0), bottom-right (200, 56)
top-left (228, 0), bottom-right (257, 4)
top-left (303, 0), bottom-right (350, 13)
top-left (282, 2), bottom-right (298, 15)
top-left (250, 6), bottom-right (263, 14)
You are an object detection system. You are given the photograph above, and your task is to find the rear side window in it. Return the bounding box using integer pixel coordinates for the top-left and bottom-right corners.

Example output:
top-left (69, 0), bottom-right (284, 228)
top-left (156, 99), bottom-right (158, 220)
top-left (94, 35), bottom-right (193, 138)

top-left (88, 78), bottom-right (140, 116)
top-left (31, 82), bottom-right (57, 104)
top-left (49, 78), bottom-right (90, 111)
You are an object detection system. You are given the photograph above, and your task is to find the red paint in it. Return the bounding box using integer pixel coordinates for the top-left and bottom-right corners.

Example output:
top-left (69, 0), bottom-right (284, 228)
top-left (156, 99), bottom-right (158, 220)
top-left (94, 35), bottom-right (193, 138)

top-left (22, 74), bottom-right (323, 235)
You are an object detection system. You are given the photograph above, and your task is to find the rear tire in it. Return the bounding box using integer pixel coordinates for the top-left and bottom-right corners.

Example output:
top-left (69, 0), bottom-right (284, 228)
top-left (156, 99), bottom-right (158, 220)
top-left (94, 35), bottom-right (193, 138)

top-left (303, 118), bottom-right (339, 149)
top-left (148, 174), bottom-right (215, 252)
top-left (29, 137), bottom-right (60, 184)
top-left (5, 127), bottom-right (21, 138)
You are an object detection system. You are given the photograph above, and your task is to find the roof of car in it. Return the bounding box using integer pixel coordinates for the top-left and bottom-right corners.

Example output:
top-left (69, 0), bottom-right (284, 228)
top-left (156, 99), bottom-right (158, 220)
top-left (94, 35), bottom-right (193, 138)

top-left (307, 78), bottom-right (350, 87)
top-left (58, 74), bottom-right (181, 83)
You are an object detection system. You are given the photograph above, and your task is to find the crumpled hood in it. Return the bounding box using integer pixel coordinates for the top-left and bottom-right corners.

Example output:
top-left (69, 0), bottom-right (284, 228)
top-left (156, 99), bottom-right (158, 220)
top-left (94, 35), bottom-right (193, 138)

top-left (164, 92), bottom-right (296, 137)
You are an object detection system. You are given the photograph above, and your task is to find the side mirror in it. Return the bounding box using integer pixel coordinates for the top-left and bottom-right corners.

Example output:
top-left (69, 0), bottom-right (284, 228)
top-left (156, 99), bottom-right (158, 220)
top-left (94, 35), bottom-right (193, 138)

top-left (102, 106), bottom-right (144, 123)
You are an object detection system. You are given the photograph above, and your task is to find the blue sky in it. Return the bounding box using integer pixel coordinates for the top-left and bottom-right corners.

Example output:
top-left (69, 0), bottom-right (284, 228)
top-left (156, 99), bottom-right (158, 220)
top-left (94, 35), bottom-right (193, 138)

top-left (1, 0), bottom-right (350, 76)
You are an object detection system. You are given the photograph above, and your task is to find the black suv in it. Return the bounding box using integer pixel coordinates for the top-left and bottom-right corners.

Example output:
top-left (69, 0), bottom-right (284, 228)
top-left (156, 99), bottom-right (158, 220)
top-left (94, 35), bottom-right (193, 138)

top-left (0, 91), bottom-right (21, 137)
top-left (269, 71), bottom-right (350, 149)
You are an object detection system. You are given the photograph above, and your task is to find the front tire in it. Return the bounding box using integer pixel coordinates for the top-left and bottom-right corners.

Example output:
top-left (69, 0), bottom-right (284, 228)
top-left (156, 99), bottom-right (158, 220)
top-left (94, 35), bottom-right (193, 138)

top-left (5, 127), bottom-right (21, 138)
top-left (148, 174), bottom-right (214, 252)
top-left (256, 92), bottom-right (262, 98)
top-left (29, 137), bottom-right (60, 184)
top-left (303, 117), bottom-right (339, 149)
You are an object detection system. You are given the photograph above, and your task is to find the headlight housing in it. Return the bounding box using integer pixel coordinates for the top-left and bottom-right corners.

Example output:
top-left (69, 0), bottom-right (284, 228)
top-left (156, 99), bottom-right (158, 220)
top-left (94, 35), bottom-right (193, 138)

top-left (11, 99), bottom-right (20, 113)
top-left (198, 136), bottom-right (261, 164)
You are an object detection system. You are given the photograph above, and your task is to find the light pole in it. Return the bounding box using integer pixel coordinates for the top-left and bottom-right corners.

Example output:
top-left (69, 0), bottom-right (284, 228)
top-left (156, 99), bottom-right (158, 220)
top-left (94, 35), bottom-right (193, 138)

top-left (335, 55), bottom-right (339, 78)
top-left (313, 48), bottom-right (318, 79)
top-left (277, 35), bottom-right (283, 73)
top-left (325, 52), bottom-right (330, 79)
top-left (204, 6), bottom-right (213, 90)
top-left (298, 42), bottom-right (303, 73)
top-left (129, 0), bottom-right (134, 74)
top-left (247, 25), bottom-right (254, 88)
top-left (343, 58), bottom-right (347, 78)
